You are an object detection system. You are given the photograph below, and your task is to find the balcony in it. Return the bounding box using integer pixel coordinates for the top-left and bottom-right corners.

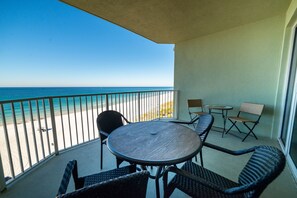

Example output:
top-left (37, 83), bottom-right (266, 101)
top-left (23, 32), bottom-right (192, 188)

top-left (1, 126), bottom-right (297, 197)
top-left (0, 90), bottom-right (296, 197)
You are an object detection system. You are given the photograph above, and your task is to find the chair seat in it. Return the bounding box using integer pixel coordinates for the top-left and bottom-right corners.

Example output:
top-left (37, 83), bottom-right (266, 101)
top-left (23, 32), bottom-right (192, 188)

top-left (83, 165), bottom-right (136, 186)
top-left (192, 111), bottom-right (207, 115)
top-left (170, 161), bottom-right (243, 198)
top-left (228, 116), bottom-right (256, 123)
top-left (57, 162), bottom-right (149, 198)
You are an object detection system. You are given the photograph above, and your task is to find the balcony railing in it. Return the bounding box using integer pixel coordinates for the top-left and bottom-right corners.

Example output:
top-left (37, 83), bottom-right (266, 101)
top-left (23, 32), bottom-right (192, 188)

top-left (0, 90), bottom-right (178, 191)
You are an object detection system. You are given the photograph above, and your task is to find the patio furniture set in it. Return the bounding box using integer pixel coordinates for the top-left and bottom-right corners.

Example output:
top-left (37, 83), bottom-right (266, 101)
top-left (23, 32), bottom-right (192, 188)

top-left (187, 99), bottom-right (265, 141)
top-left (56, 101), bottom-right (285, 198)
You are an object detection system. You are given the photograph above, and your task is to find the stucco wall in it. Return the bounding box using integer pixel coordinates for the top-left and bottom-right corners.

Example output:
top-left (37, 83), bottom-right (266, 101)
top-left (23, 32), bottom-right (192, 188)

top-left (273, 0), bottom-right (297, 141)
top-left (174, 15), bottom-right (285, 139)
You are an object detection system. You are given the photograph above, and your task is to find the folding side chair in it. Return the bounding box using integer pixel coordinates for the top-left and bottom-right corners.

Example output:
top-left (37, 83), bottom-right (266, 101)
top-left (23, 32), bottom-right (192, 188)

top-left (187, 99), bottom-right (206, 127)
top-left (226, 102), bottom-right (264, 142)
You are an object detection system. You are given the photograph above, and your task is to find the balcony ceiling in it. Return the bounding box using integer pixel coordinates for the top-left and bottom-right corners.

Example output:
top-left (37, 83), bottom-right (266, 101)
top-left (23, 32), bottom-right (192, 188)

top-left (61, 0), bottom-right (291, 44)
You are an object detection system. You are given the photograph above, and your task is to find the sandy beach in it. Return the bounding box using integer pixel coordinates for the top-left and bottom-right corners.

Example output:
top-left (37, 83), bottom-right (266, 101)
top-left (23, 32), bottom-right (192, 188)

top-left (0, 93), bottom-right (173, 180)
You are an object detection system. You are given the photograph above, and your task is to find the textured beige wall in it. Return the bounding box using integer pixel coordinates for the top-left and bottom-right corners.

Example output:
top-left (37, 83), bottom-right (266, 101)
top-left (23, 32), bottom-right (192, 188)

top-left (272, 28), bottom-right (292, 139)
top-left (273, 0), bottom-right (297, 139)
top-left (174, 15), bottom-right (286, 139)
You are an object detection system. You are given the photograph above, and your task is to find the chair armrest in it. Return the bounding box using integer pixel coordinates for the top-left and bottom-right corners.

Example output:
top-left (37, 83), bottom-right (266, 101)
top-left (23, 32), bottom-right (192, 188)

top-left (204, 142), bottom-right (256, 155)
top-left (164, 166), bottom-right (226, 193)
top-left (100, 131), bottom-right (109, 138)
top-left (170, 116), bottom-right (200, 125)
top-left (121, 115), bottom-right (131, 124)
top-left (163, 166), bottom-right (251, 195)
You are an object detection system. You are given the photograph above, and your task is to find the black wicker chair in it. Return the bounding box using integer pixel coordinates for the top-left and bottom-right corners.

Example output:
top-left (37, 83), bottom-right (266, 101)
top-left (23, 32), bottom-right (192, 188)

top-left (96, 110), bottom-right (131, 169)
top-left (163, 143), bottom-right (286, 198)
top-left (171, 114), bottom-right (214, 167)
top-left (57, 160), bottom-right (149, 198)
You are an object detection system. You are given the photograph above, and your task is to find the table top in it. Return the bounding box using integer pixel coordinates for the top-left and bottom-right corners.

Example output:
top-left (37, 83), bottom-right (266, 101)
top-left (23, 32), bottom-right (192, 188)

top-left (206, 105), bottom-right (233, 110)
top-left (107, 121), bottom-right (202, 166)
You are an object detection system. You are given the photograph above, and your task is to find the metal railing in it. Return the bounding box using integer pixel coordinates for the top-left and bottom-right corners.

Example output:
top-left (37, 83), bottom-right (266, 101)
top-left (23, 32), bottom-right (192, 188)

top-left (0, 90), bottom-right (178, 190)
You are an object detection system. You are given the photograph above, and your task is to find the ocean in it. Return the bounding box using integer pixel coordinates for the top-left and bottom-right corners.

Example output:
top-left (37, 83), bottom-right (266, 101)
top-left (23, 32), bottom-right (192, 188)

top-left (0, 87), bottom-right (173, 102)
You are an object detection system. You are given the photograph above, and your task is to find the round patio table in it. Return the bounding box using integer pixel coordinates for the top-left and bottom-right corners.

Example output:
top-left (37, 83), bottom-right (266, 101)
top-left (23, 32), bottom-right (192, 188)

top-left (107, 121), bottom-right (202, 198)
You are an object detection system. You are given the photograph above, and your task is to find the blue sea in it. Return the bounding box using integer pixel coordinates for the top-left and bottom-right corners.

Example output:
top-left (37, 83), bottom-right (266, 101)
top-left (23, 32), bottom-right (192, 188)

top-left (0, 87), bottom-right (173, 102)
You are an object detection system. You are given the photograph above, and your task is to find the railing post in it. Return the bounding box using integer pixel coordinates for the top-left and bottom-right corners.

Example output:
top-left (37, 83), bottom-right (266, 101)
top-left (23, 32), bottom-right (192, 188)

top-left (174, 90), bottom-right (179, 119)
top-left (106, 94), bottom-right (109, 110)
top-left (0, 154), bottom-right (6, 192)
top-left (49, 98), bottom-right (59, 155)
top-left (138, 92), bottom-right (141, 122)
top-left (158, 91), bottom-right (161, 119)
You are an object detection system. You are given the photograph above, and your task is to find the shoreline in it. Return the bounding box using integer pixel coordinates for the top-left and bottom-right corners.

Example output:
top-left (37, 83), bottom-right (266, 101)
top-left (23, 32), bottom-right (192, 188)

top-left (0, 93), bottom-right (173, 179)
top-left (0, 91), bottom-right (164, 126)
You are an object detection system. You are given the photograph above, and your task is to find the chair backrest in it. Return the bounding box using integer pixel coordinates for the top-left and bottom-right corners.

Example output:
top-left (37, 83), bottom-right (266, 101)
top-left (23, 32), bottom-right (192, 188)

top-left (238, 146), bottom-right (286, 197)
top-left (57, 160), bottom-right (78, 196)
top-left (188, 99), bottom-right (203, 108)
top-left (239, 103), bottom-right (264, 116)
top-left (194, 114), bottom-right (214, 142)
top-left (96, 110), bottom-right (128, 139)
top-left (57, 171), bottom-right (150, 198)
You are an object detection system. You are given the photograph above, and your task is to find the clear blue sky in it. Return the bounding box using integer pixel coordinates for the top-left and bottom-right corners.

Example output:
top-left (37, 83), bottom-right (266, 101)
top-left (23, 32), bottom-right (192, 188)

top-left (0, 0), bottom-right (174, 87)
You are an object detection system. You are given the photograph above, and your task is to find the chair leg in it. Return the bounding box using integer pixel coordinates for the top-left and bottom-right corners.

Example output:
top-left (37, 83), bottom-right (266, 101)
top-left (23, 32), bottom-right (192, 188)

top-left (116, 158), bottom-right (124, 168)
top-left (163, 170), bottom-right (169, 198)
top-left (242, 123), bottom-right (258, 142)
top-left (200, 151), bottom-right (203, 167)
top-left (163, 168), bottom-right (177, 198)
top-left (225, 119), bottom-right (236, 134)
top-left (116, 159), bottom-right (120, 168)
top-left (227, 120), bottom-right (245, 135)
top-left (100, 143), bottom-right (103, 170)
top-left (233, 123), bottom-right (243, 133)
top-left (189, 113), bottom-right (198, 128)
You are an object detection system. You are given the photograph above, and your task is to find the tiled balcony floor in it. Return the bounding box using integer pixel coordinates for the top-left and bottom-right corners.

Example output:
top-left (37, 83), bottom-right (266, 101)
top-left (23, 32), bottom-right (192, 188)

top-left (1, 127), bottom-right (297, 198)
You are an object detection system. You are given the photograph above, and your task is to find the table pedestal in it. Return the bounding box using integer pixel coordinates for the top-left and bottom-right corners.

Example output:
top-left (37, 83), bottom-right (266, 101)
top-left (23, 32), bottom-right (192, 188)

top-left (206, 105), bottom-right (233, 137)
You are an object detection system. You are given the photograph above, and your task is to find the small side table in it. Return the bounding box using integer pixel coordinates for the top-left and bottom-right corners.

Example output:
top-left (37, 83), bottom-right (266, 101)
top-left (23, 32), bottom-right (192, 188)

top-left (205, 105), bottom-right (233, 137)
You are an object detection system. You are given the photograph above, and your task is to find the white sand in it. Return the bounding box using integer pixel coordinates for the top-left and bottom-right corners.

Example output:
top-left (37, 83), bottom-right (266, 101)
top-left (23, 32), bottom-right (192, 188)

top-left (0, 93), bottom-right (174, 180)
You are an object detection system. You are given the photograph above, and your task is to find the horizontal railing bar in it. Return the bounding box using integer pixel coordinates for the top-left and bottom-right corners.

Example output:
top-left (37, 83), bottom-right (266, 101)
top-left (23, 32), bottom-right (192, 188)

top-left (0, 89), bottom-right (176, 104)
top-left (4, 153), bottom-right (56, 185)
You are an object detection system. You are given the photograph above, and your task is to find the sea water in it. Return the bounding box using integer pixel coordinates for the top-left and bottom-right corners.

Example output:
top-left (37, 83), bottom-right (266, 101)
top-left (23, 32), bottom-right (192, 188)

top-left (0, 87), bottom-right (173, 101)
